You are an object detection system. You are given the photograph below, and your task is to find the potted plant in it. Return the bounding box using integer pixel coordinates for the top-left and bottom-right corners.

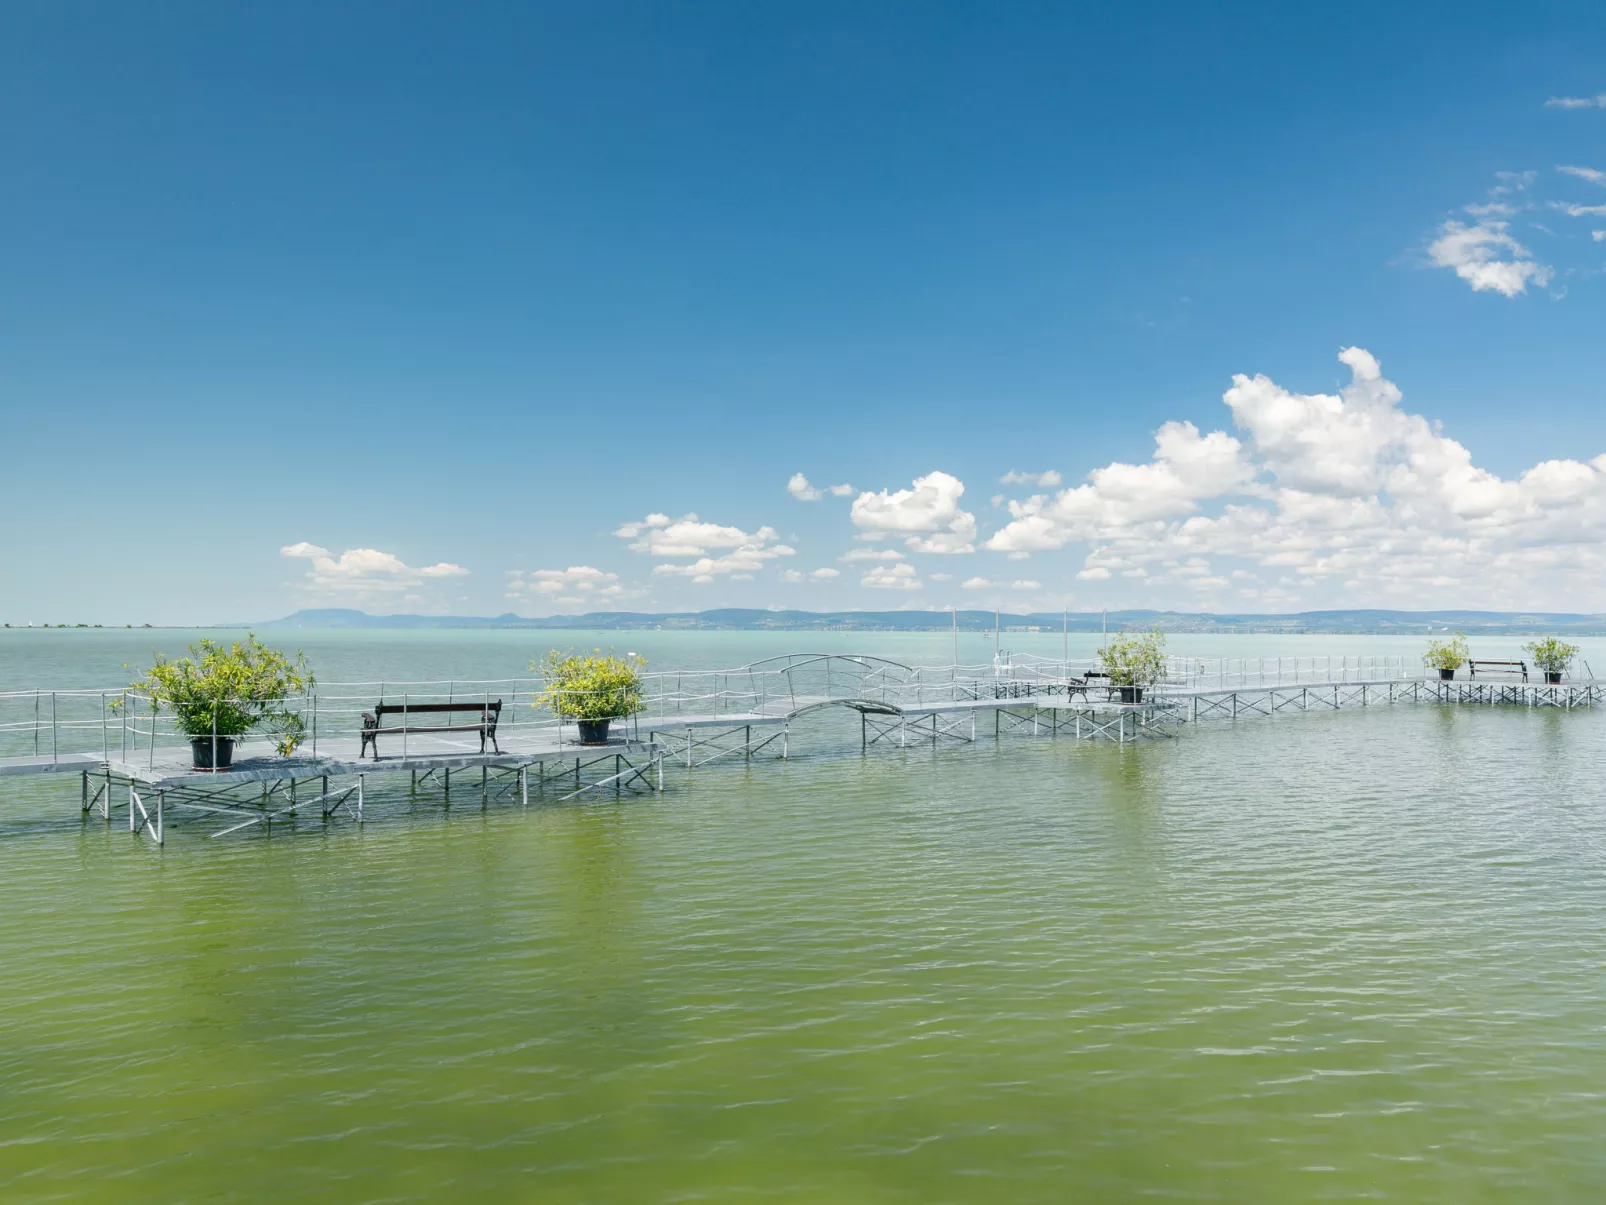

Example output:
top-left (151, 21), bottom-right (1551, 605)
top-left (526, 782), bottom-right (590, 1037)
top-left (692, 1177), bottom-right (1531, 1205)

top-left (1099, 629), bottom-right (1167, 704)
top-left (537, 649), bottom-right (646, 745)
top-left (1524, 636), bottom-right (1579, 685)
top-left (117, 635), bottom-right (314, 770)
top-left (1423, 633), bottom-right (1469, 680)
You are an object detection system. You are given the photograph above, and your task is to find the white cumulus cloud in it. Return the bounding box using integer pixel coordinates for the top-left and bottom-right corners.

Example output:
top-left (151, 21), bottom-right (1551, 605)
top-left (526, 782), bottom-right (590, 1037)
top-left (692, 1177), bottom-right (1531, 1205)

top-left (1547, 94), bottom-right (1606, 109)
top-left (787, 473), bottom-right (855, 501)
top-left (281, 544), bottom-right (468, 603)
top-left (985, 422), bottom-right (1249, 553)
top-left (614, 511), bottom-right (795, 583)
top-left (851, 471), bottom-right (977, 554)
top-left (505, 566), bottom-right (633, 610)
top-left (1428, 220), bottom-right (1553, 296)
top-left (1001, 470), bottom-right (1062, 487)
top-left (987, 347), bottom-right (1606, 610)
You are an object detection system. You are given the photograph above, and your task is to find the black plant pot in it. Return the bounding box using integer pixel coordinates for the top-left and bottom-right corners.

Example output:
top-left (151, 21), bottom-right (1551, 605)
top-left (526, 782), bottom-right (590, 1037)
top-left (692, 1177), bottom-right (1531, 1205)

top-left (1116, 685), bottom-right (1144, 704)
top-left (576, 718), bottom-right (612, 746)
top-left (1439, 668), bottom-right (1455, 680)
top-left (190, 737), bottom-right (236, 770)
top-left (1545, 671), bottom-right (1562, 684)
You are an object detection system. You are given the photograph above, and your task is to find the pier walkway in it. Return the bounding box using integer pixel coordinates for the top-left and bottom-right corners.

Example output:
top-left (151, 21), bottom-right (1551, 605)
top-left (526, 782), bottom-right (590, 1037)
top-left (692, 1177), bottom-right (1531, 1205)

top-left (2, 653), bottom-right (1598, 842)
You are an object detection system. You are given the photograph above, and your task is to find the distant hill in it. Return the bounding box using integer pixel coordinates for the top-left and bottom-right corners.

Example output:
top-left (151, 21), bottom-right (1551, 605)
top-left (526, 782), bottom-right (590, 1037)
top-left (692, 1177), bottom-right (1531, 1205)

top-left (261, 607), bottom-right (1606, 635)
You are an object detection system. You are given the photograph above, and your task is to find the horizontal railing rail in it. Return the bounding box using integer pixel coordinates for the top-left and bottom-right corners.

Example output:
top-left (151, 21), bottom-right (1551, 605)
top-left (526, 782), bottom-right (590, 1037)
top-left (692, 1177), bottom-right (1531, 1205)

top-left (0, 652), bottom-right (1576, 769)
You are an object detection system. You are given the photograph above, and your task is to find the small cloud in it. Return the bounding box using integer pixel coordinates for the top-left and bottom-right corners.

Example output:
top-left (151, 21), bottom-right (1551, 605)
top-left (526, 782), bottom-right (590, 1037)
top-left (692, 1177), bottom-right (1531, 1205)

top-left (506, 566), bottom-right (634, 611)
top-left (1428, 220), bottom-right (1553, 296)
top-left (1000, 470), bottom-right (1062, 487)
top-left (1559, 165), bottom-right (1606, 186)
top-left (929, 572), bottom-right (953, 581)
top-left (862, 563), bottom-right (921, 590)
top-left (780, 569), bottom-right (805, 583)
top-left (961, 577), bottom-right (995, 589)
top-left (811, 567), bottom-right (840, 580)
top-left (1010, 579), bottom-right (1042, 590)
top-left (787, 473), bottom-right (853, 501)
top-left (1547, 94), bottom-right (1606, 109)
top-left (1076, 567), bottom-right (1112, 581)
top-left (840, 547), bottom-right (905, 562)
top-left (1594, 231), bottom-right (1606, 242)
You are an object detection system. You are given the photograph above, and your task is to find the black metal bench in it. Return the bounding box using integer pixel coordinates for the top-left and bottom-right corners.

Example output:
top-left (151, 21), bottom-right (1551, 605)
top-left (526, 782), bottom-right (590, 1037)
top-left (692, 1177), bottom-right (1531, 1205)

top-left (1467, 660), bottom-right (1527, 682)
top-left (360, 700), bottom-right (502, 759)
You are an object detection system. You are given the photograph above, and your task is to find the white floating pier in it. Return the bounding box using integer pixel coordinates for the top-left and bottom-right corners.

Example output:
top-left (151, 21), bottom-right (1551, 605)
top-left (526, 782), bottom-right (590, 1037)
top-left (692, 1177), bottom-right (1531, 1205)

top-left (2, 653), bottom-right (1597, 843)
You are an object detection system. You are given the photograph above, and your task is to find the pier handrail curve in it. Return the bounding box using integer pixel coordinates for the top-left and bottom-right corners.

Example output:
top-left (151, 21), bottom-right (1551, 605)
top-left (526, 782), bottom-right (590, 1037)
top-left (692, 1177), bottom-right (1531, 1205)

top-left (738, 652), bottom-right (916, 674)
top-left (783, 697), bottom-right (905, 720)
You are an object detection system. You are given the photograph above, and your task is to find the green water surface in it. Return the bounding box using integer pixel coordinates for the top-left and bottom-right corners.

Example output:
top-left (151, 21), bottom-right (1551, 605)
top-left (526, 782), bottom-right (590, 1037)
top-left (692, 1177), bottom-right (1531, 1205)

top-left (3, 631), bottom-right (1605, 1202)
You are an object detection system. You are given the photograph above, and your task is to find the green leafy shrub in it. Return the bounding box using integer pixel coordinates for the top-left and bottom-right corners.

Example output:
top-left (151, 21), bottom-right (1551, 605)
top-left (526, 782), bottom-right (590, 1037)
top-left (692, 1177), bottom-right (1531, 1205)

top-left (1423, 634), bottom-right (1469, 672)
top-left (535, 650), bottom-right (646, 720)
top-left (115, 635), bottom-right (315, 754)
top-left (1524, 636), bottom-right (1579, 676)
top-left (1099, 630), bottom-right (1167, 688)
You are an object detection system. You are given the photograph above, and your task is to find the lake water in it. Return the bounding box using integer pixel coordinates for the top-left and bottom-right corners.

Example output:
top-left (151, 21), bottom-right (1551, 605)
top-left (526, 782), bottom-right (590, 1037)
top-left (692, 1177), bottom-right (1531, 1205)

top-left (3, 629), bottom-right (1606, 1201)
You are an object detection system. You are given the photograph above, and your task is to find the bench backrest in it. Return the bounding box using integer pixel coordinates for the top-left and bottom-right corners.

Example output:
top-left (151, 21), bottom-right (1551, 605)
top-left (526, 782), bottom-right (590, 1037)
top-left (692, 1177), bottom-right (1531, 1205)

top-left (373, 700), bottom-right (502, 718)
top-left (1467, 660), bottom-right (1526, 677)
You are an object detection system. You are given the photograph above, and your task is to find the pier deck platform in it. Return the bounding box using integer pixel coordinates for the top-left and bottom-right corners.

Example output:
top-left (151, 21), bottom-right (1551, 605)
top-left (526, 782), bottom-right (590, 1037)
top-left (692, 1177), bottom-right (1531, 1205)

top-left (3, 653), bottom-right (1598, 842)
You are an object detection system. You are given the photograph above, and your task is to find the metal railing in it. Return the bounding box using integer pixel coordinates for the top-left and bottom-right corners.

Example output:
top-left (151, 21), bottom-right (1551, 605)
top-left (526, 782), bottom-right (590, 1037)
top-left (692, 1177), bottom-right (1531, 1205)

top-left (0, 651), bottom-right (1454, 769)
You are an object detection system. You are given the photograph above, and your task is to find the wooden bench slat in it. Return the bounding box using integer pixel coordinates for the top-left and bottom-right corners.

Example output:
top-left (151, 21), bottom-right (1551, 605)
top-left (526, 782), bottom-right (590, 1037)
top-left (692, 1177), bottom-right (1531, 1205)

top-left (360, 698), bottom-right (504, 758)
top-left (368, 724), bottom-right (496, 735)
top-left (373, 702), bottom-right (501, 715)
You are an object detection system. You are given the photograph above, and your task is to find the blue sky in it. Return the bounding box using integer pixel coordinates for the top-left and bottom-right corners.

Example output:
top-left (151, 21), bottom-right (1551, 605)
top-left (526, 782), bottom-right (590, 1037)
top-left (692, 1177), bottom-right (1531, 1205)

top-left (4, 1), bottom-right (1606, 623)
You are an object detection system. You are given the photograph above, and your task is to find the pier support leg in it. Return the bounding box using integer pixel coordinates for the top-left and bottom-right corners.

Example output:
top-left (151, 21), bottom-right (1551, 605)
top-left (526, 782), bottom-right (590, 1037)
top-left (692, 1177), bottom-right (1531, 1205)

top-left (156, 791), bottom-right (164, 846)
top-left (81, 771), bottom-right (87, 813)
top-left (357, 774), bottom-right (365, 823)
top-left (782, 724), bottom-right (789, 760)
top-left (657, 752), bottom-right (664, 793)
top-left (520, 766), bottom-right (528, 807)
top-left (746, 726), bottom-right (751, 761)
top-left (481, 765), bottom-right (488, 809)
top-left (616, 754), bottom-right (622, 797)
top-left (444, 768), bottom-right (450, 808)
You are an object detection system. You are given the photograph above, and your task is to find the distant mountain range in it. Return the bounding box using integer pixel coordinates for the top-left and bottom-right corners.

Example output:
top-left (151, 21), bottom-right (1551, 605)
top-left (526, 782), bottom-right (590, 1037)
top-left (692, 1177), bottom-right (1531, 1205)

top-left (260, 608), bottom-right (1606, 635)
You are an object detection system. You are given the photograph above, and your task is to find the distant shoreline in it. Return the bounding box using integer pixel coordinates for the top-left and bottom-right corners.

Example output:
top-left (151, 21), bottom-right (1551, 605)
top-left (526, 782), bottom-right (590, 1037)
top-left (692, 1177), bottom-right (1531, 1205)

top-left (10, 607), bottom-right (1606, 637)
top-left (230, 607), bottom-right (1606, 637)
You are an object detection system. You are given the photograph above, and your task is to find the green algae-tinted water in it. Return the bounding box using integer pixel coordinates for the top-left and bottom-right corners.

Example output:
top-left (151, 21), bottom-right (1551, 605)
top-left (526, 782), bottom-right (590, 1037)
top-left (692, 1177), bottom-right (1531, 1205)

top-left (3, 631), bottom-right (1606, 1202)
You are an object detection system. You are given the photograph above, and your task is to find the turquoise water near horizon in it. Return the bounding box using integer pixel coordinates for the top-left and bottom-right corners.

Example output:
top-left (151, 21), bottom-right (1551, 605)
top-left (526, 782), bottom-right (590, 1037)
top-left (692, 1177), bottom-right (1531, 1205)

top-left (3, 630), bottom-right (1606, 1201)
top-left (6, 626), bottom-right (1605, 690)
